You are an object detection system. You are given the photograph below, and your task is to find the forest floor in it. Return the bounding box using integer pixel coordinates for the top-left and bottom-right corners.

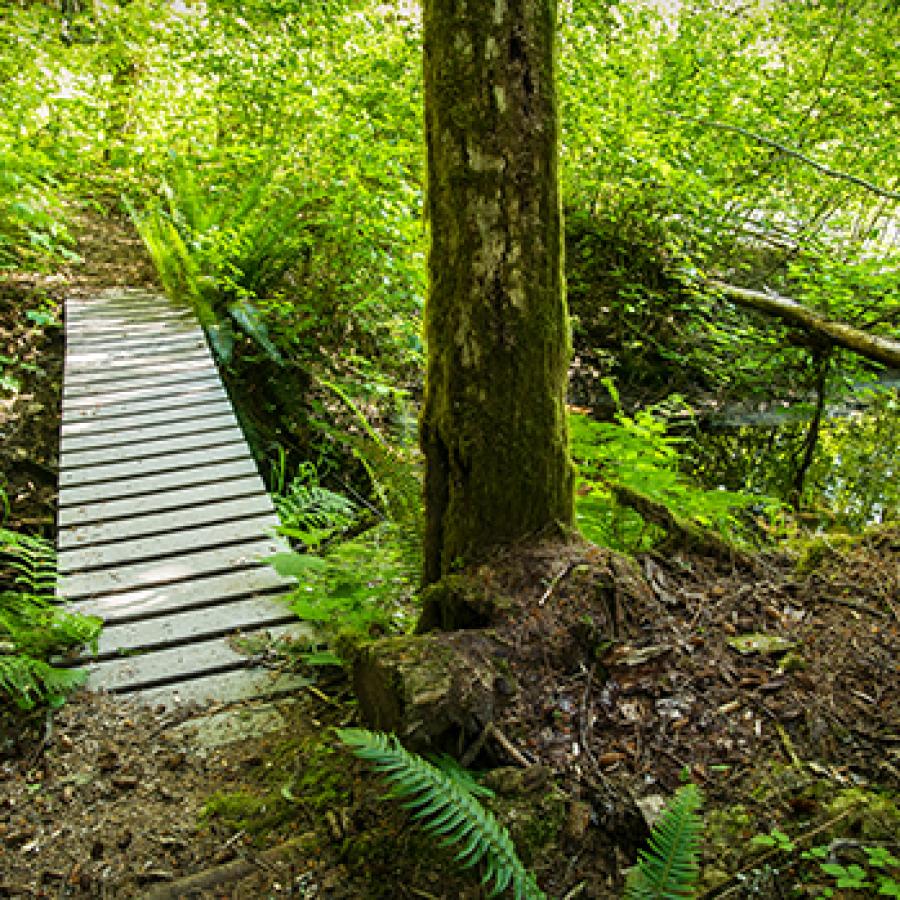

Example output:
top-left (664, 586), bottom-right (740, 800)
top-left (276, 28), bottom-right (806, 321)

top-left (0, 210), bottom-right (897, 898)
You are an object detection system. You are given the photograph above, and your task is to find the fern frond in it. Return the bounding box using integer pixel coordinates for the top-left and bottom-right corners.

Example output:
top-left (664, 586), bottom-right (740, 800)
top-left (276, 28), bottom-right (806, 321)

top-left (1, 528), bottom-right (57, 597)
top-left (0, 655), bottom-right (86, 710)
top-left (0, 528), bottom-right (100, 708)
top-left (625, 783), bottom-right (704, 899)
top-left (274, 466), bottom-right (358, 548)
top-left (336, 729), bottom-right (544, 900)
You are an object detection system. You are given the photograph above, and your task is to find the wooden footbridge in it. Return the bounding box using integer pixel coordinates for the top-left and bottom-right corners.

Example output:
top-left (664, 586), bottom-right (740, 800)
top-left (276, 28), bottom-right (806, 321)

top-left (57, 289), bottom-right (310, 707)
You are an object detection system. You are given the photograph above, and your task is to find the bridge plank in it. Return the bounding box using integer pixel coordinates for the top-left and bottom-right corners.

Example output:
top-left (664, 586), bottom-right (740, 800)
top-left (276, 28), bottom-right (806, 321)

top-left (59, 442), bottom-right (250, 487)
top-left (70, 567), bottom-right (295, 623)
top-left (58, 495), bottom-right (277, 550)
top-left (61, 404), bottom-right (238, 451)
top-left (58, 536), bottom-right (283, 601)
top-left (86, 596), bottom-right (300, 656)
top-left (58, 458), bottom-right (261, 506)
top-left (60, 423), bottom-right (246, 468)
top-left (79, 624), bottom-right (306, 694)
top-left (58, 513), bottom-right (281, 574)
top-left (58, 475), bottom-right (264, 526)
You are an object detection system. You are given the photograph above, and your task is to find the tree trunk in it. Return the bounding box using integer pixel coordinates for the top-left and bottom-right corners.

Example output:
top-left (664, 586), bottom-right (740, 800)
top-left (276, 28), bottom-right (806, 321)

top-left (421, 0), bottom-right (573, 585)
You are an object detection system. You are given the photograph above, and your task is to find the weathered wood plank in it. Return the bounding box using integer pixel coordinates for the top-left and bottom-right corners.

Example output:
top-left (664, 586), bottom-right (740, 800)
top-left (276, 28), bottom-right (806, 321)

top-left (80, 624), bottom-right (306, 694)
top-left (58, 475), bottom-right (263, 526)
top-left (70, 567), bottom-right (295, 623)
top-left (58, 458), bottom-right (261, 507)
top-left (66, 333), bottom-right (206, 357)
top-left (64, 356), bottom-right (212, 388)
top-left (67, 304), bottom-right (193, 323)
top-left (65, 348), bottom-right (210, 378)
top-left (59, 493), bottom-right (276, 549)
top-left (86, 595), bottom-right (300, 657)
top-left (119, 668), bottom-right (310, 710)
top-left (67, 321), bottom-right (200, 344)
top-left (60, 423), bottom-right (246, 469)
top-left (63, 380), bottom-right (227, 415)
top-left (61, 397), bottom-right (233, 438)
top-left (59, 290), bottom-right (302, 706)
top-left (58, 514), bottom-right (281, 575)
top-left (63, 372), bottom-right (223, 405)
top-left (59, 442), bottom-right (249, 487)
top-left (61, 404), bottom-right (238, 450)
top-left (58, 537), bottom-right (284, 601)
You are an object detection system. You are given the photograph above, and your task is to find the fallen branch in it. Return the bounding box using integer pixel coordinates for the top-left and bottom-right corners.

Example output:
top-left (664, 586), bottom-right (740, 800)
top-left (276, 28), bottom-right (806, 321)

top-left (700, 804), bottom-right (861, 899)
top-left (143, 835), bottom-right (309, 899)
top-left (611, 485), bottom-right (752, 566)
top-left (488, 723), bottom-right (532, 768)
top-left (707, 279), bottom-right (900, 369)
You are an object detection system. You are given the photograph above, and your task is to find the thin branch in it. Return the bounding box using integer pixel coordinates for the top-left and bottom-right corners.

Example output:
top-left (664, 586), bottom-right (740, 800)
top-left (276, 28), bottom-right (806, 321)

top-left (667, 113), bottom-right (900, 201)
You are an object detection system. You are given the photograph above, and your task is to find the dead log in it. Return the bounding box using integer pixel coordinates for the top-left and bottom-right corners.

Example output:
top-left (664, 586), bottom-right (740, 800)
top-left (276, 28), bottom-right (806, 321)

top-left (708, 279), bottom-right (900, 369)
top-left (611, 484), bottom-right (753, 566)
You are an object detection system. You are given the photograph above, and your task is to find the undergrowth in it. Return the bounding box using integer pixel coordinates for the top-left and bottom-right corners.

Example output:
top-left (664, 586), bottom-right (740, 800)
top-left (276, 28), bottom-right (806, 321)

top-left (572, 380), bottom-right (779, 554)
top-left (0, 529), bottom-right (100, 709)
top-left (267, 416), bottom-right (422, 665)
top-left (125, 155), bottom-right (302, 364)
top-left (625, 783), bottom-right (704, 899)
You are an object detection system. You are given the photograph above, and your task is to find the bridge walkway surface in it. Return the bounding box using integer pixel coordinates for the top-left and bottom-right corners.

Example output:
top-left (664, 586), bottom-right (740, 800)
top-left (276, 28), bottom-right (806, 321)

top-left (56, 288), bottom-right (310, 708)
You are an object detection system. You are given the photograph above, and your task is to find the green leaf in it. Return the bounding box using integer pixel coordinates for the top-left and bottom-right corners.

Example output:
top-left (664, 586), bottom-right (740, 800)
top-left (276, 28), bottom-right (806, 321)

top-left (264, 551), bottom-right (328, 577)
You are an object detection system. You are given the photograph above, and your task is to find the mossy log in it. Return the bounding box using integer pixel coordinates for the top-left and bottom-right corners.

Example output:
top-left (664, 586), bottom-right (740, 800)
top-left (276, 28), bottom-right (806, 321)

top-left (612, 484), bottom-right (754, 566)
top-left (349, 632), bottom-right (512, 754)
top-left (708, 279), bottom-right (900, 368)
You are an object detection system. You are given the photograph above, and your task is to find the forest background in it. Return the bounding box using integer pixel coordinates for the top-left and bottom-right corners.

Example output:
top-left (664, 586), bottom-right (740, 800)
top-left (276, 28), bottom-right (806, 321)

top-left (0, 1), bottom-right (898, 896)
top-left (2, 0), bottom-right (897, 550)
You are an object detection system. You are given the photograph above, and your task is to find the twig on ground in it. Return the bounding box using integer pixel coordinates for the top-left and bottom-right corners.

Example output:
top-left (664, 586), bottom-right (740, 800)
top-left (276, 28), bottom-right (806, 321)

top-left (488, 723), bottom-right (531, 768)
top-left (143, 836), bottom-right (310, 899)
top-left (460, 720), bottom-right (493, 768)
top-left (539, 562), bottom-right (574, 606)
top-left (818, 595), bottom-right (886, 617)
top-left (561, 881), bottom-right (587, 899)
top-left (26, 709), bottom-right (54, 770)
top-left (774, 721), bottom-right (803, 769)
top-left (578, 663), bottom-right (597, 770)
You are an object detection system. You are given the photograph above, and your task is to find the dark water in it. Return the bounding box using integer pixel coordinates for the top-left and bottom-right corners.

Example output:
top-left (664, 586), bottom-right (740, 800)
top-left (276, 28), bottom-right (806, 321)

top-left (686, 381), bottom-right (898, 528)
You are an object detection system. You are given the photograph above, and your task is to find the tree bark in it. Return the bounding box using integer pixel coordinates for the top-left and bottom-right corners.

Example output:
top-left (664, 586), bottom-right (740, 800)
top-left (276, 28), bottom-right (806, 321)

top-left (708, 279), bottom-right (900, 369)
top-left (420, 0), bottom-right (573, 585)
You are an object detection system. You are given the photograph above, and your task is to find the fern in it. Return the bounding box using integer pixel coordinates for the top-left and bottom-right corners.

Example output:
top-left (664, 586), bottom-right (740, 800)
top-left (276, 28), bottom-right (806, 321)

top-left (0, 528), bottom-right (100, 709)
top-left (0, 655), bottom-right (86, 709)
top-left (1, 529), bottom-right (57, 596)
top-left (336, 729), bottom-right (544, 900)
top-left (571, 380), bottom-right (778, 553)
top-left (625, 783), bottom-right (704, 899)
top-left (272, 461), bottom-right (359, 548)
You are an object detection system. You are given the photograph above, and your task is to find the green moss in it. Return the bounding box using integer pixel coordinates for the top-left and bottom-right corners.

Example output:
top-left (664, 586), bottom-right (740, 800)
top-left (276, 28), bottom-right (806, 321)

top-left (794, 533), bottom-right (857, 577)
top-left (512, 792), bottom-right (567, 864)
top-left (202, 788), bottom-right (294, 838)
top-left (293, 738), bottom-right (345, 814)
top-left (825, 788), bottom-right (900, 841)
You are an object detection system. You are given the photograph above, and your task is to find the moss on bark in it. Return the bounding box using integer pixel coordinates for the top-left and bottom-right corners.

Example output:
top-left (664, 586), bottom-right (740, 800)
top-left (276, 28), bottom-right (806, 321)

top-left (421, 0), bottom-right (573, 585)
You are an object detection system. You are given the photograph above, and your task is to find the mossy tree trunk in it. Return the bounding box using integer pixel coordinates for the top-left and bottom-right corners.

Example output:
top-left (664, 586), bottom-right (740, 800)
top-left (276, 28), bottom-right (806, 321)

top-left (421, 0), bottom-right (573, 585)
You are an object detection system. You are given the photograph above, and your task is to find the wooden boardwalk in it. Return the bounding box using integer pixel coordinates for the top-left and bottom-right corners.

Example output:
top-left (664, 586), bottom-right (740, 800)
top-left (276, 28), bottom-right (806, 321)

top-left (57, 289), bottom-right (309, 707)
